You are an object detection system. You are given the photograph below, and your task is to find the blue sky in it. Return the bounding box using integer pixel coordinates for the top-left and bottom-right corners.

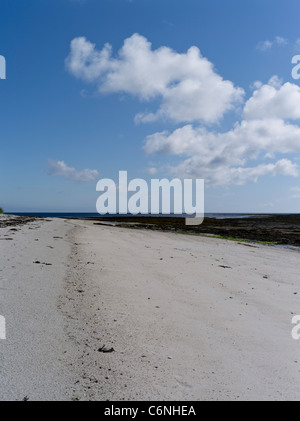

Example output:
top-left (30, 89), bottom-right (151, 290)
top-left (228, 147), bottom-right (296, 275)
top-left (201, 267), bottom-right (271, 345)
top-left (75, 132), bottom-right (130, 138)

top-left (1, 0), bottom-right (300, 213)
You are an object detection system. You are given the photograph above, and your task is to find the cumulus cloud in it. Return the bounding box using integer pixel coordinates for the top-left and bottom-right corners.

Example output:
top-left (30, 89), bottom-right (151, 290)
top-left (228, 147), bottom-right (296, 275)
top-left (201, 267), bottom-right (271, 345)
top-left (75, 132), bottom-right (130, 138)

top-left (244, 76), bottom-right (300, 120)
top-left (144, 119), bottom-right (300, 185)
top-left (66, 33), bottom-right (300, 186)
top-left (172, 157), bottom-right (297, 186)
top-left (48, 160), bottom-right (99, 181)
top-left (144, 74), bottom-right (300, 185)
top-left (66, 33), bottom-right (244, 124)
top-left (145, 119), bottom-right (300, 159)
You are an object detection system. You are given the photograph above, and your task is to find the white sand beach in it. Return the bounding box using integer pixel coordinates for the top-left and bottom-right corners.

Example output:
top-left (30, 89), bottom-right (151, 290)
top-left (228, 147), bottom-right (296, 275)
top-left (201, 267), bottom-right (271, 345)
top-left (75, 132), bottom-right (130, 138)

top-left (0, 216), bottom-right (300, 400)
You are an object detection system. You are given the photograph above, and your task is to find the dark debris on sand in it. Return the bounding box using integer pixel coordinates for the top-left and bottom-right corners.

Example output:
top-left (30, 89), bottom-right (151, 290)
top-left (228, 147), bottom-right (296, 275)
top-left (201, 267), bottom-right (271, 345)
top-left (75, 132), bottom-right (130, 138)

top-left (0, 216), bottom-right (39, 229)
top-left (93, 214), bottom-right (300, 247)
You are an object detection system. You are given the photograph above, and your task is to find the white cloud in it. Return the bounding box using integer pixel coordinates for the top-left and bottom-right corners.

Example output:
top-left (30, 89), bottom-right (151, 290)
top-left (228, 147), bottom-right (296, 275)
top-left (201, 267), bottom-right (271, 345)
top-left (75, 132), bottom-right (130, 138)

top-left (144, 75), bottom-right (300, 185)
top-left (275, 36), bottom-right (288, 46)
top-left (148, 167), bottom-right (158, 175)
top-left (66, 33), bottom-right (244, 124)
top-left (145, 119), bottom-right (300, 159)
top-left (257, 40), bottom-right (273, 51)
top-left (250, 80), bottom-right (263, 90)
top-left (66, 34), bottom-right (300, 187)
top-left (244, 77), bottom-right (300, 120)
top-left (257, 36), bottom-right (288, 51)
top-left (144, 119), bottom-right (300, 185)
top-left (48, 160), bottom-right (99, 181)
top-left (172, 158), bottom-right (297, 186)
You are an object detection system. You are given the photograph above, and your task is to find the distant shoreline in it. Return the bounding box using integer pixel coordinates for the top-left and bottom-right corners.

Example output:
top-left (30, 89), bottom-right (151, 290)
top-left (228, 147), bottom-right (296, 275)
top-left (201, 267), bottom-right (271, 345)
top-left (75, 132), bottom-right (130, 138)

top-left (2, 213), bottom-right (300, 247)
top-left (5, 212), bottom-right (296, 219)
